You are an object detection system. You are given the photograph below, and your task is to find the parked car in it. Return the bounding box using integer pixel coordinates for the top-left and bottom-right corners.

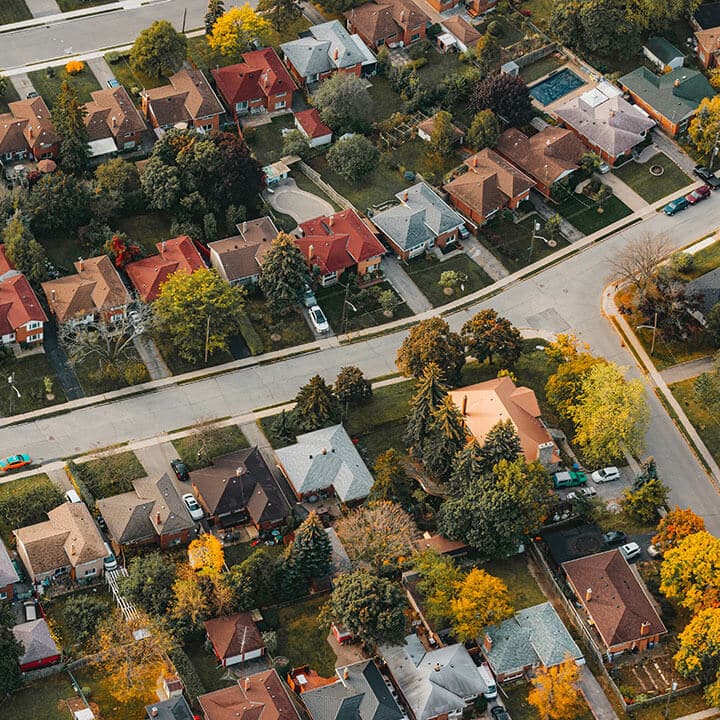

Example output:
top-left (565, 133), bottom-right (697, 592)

top-left (692, 165), bottom-right (720, 188)
top-left (581, 486), bottom-right (597, 497)
top-left (458, 225), bottom-right (470, 240)
top-left (491, 706), bottom-right (511, 720)
top-left (686, 185), bottom-right (711, 204)
top-left (598, 162), bottom-right (610, 174)
top-left (302, 285), bottom-right (317, 308)
top-left (591, 466), bottom-right (620, 483)
top-left (552, 470), bottom-right (587, 489)
top-left (647, 543), bottom-right (662, 558)
top-left (603, 530), bottom-right (627, 547)
top-left (128, 310), bottom-right (144, 335)
top-left (106, 78), bottom-right (120, 88)
top-left (663, 197), bottom-right (689, 215)
top-left (64, 489), bottom-right (81, 503)
top-left (26, 91), bottom-right (38, 99)
top-left (309, 305), bottom-right (329, 334)
top-left (620, 542), bottom-right (641, 561)
top-left (0, 454), bottom-right (31, 472)
top-left (170, 458), bottom-right (190, 482)
top-left (182, 493), bottom-right (204, 521)
top-left (103, 542), bottom-right (118, 571)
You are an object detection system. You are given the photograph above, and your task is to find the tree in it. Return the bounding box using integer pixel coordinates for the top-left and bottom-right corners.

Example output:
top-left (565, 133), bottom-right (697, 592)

top-left (430, 110), bottom-right (456, 157)
top-left (319, 569), bottom-right (407, 647)
top-left (471, 73), bottom-right (533, 128)
top-left (153, 268), bottom-right (247, 364)
top-left (467, 109), bottom-right (500, 151)
top-left (130, 20), bottom-right (187, 78)
top-left (119, 552), bottom-right (177, 615)
top-left (2, 211), bottom-right (46, 283)
top-left (281, 129), bottom-right (311, 159)
top-left (205, 0), bottom-right (225, 34)
top-left (404, 362), bottom-right (449, 453)
top-left (311, 74), bottom-right (373, 133)
top-left (229, 547), bottom-right (281, 608)
top-left (478, 419), bottom-right (521, 474)
top-left (208, 5), bottom-right (273, 56)
top-left (622, 479), bottom-right (670, 524)
top-left (51, 81), bottom-right (90, 174)
top-left (546, 352), bottom-right (607, 420)
top-left (579, 152), bottom-right (602, 174)
top-left (396, 317), bottom-right (465, 385)
top-left (570, 362), bottom-right (650, 465)
top-left (461, 309), bottom-right (523, 367)
top-left (0, 75), bottom-right (7, 98)
top-left (448, 440), bottom-right (482, 496)
top-left (438, 270), bottom-right (467, 294)
top-left (660, 531), bottom-right (720, 612)
top-left (284, 511), bottom-right (332, 581)
top-left (335, 365), bottom-right (372, 406)
top-left (528, 657), bottom-right (584, 720)
top-left (609, 234), bottom-right (669, 301)
top-left (370, 449), bottom-right (413, 505)
top-left (421, 395), bottom-right (468, 479)
top-left (63, 594), bottom-right (110, 648)
top-left (95, 158), bottom-right (141, 213)
top-left (413, 550), bottom-right (464, 624)
top-left (26, 171), bottom-right (91, 235)
top-left (675, 607), bottom-right (720, 706)
top-left (470, 33), bottom-right (502, 75)
top-left (335, 501), bottom-right (417, 571)
top-left (544, 214), bottom-right (562, 244)
top-left (187, 533), bottom-right (225, 574)
top-left (708, 303), bottom-right (720, 345)
top-left (653, 507), bottom-right (706, 553)
top-left (104, 233), bottom-right (143, 269)
top-left (327, 135), bottom-right (379, 182)
top-left (449, 568), bottom-right (514, 642)
top-left (690, 96), bottom-right (720, 160)
top-left (293, 374), bottom-right (339, 431)
top-left (638, 269), bottom-right (702, 341)
top-left (0, 605), bottom-right (22, 695)
top-left (257, 0), bottom-right (302, 31)
top-left (378, 289), bottom-right (400, 316)
top-left (259, 232), bottom-right (311, 316)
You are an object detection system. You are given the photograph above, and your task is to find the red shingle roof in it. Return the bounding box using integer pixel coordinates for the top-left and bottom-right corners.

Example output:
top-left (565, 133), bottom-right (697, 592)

top-left (204, 612), bottom-right (265, 661)
top-left (212, 49), bottom-right (297, 105)
top-left (295, 108), bottom-right (332, 139)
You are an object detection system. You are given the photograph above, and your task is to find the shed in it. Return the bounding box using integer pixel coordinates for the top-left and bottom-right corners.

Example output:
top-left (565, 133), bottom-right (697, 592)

top-left (263, 161), bottom-right (290, 186)
top-left (643, 37), bottom-right (684, 72)
top-left (332, 622), bottom-right (354, 644)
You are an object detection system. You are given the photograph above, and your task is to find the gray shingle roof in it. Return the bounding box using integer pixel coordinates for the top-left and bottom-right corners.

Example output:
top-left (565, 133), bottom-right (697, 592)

top-left (644, 36), bottom-right (684, 65)
top-left (145, 696), bottom-right (194, 720)
top-left (688, 266), bottom-right (720, 315)
top-left (13, 619), bottom-right (59, 665)
top-left (0, 538), bottom-right (18, 587)
top-left (401, 183), bottom-right (464, 235)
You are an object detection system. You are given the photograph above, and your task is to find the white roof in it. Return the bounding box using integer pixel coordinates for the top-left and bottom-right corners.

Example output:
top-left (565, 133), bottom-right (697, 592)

top-left (437, 33), bottom-right (456, 45)
top-left (88, 137), bottom-right (118, 157)
top-left (73, 709), bottom-right (95, 720)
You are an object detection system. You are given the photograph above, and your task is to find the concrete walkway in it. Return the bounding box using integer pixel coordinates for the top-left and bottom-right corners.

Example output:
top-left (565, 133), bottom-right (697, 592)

top-left (465, 236), bottom-right (509, 281)
top-left (133, 334), bottom-right (171, 380)
top-left (265, 178), bottom-right (334, 223)
top-left (676, 709), bottom-right (720, 720)
top-left (382, 255), bottom-right (432, 313)
top-left (660, 355), bottom-right (715, 385)
top-left (25, 0), bottom-right (61, 18)
top-left (601, 172), bottom-right (647, 212)
top-left (9, 73), bottom-right (36, 100)
top-left (86, 56), bottom-right (117, 86)
top-left (578, 665), bottom-right (619, 720)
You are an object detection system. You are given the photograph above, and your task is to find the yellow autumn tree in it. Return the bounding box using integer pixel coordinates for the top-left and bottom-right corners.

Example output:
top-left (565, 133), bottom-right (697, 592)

top-left (448, 568), bottom-right (514, 642)
top-left (188, 533), bottom-right (225, 575)
top-left (171, 564), bottom-right (210, 626)
top-left (675, 607), bottom-right (720, 706)
top-left (689, 95), bottom-right (720, 160)
top-left (652, 506), bottom-right (705, 552)
top-left (528, 657), bottom-right (584, 720)
top-left (208, 5), bottom-right (272, 56)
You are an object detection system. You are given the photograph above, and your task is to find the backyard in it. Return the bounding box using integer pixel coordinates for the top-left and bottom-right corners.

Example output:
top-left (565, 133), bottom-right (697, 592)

top-left (173, 424), bottom-right (249, 470)
top-left (520, 55), bottom-right (566, 84)
top-left (28, 65), bottom-right (101, 109)
top-left (503, 682), bottom-right (595, 720)
top-left (74, 665), bottom-right (157, 720)
top-left (391, 138), bottom-right (461, 185)
top-left (554, 192), bottom-right (632, 235)
top-left (479, 555), bottom-right (546, 610)
top-left (0, 0), bottom-right (31, 24)
top-left (0, 352), bottom-right (65, 416)
top-left (115, 213), bottom-right (174, 254)
top-left (670, 378), bottom-right (720, 464)
top-left (184, 639), bottom-right (237, 693)
top-left (613, 153), bottom-right (692, 204)
top-left (246, 114), bottom-right (297, 165)
top-left (0, 83), bottom-right (21, 115)
top-left (0, 673), bottom-right (78, 720)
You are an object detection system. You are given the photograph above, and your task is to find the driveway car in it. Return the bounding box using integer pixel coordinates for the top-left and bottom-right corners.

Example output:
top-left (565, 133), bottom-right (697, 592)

top-left (182, 493), bottom-right (204, 521)
top-left (128, 310), bottom-right (144, 335)
top-left (603, 531), bottom-right (627, 547)
top-left (686, 185), bottom-right (711, 204)
top-left (620, 542), bottom-right (641, 561)
top-left (491, 706), bottom-right (511, 720)
top-left (302, 286), bottom-right (317, 308)
top-left (309, 305), bottom-right (329, 334)
top-left (170, 459), bottom-right (190, 482)
top-left (664, 197), bottom-right (689, 215)
top-left (591, 466), bottom-right (620, 483)
top-left (692, 165), bottom-right (720, 188)
top-left (106, 78), bottom-right (120, 88)
top-left (459, 225), bottom-right (470, 240)
top-left (598, 162), bottom-right (610, 174)
top-left (552, 470), bottom-right (587, 489)
top-left (0, 454), bottom-right (31, 472)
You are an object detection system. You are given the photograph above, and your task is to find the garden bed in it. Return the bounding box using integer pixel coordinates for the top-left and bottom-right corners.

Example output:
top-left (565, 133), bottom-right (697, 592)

top-left (172, 425), bottom-right (249, 470)
top-left (613, 153), bottom-right (692, 204)
top-left (28, 65), bottom-right (101, 109)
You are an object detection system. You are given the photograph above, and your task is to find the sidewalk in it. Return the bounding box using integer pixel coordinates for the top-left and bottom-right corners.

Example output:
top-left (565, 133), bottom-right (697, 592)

top-left (660, 355), bottom-right (715, 385)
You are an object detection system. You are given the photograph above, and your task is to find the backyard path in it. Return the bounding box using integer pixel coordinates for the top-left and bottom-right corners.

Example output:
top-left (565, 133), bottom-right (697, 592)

top-left (660, 355), bottom-right (715, 385)
top-left (265, 179), bottom-right (334, 223)
top-left (381, 256), bottom-right (432, 313)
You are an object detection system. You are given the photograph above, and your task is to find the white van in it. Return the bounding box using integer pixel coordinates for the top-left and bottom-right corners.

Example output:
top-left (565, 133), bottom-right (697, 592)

top-left (479, 663), bottom-right (497, 700)
top-left (103, 542), bottom-right (118, 572)
top-left (23, 600), bottom-right (37, 622)
top-left (65, 489), bottom-right (81, 503)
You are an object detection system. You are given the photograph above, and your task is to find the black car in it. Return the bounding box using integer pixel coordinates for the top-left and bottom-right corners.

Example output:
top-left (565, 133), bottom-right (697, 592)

top-left (603, 530), bottom-right (627, 547)
top-left (491, 706), bottom-right (511, 720)
top-left (693, 165), bottom-right (720, 188)
top-left (170, 458), bottom-right (190, 482)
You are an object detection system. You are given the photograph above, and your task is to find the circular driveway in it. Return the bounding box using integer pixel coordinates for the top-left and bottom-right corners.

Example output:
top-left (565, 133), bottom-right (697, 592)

top-left (266, 178), bottom-right (334, 223)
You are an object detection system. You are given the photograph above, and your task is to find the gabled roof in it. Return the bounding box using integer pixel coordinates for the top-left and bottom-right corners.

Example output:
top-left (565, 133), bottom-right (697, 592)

top-left (276, 424), bottom-right (374, 502)
top-left (7, 97), bottom-right (60, 154)
top-left (643, 36), bottom-right (684, 64)
top-left (0, 255), bottom-right (47, 335)
top-left (688, 265), bottom-right (720, 315)
top-left (209, 217), bottom-right (278, 282)
top-left (295, 108), bottom-right (332, 139)
top-left (562, 550), bottom-right (667, 649)
top-left (145, 696), bottom-right (194, 720)
top-left (695, 27), bottom-right (720, 54)
top-left (441, 16), bottom-right (481, 47)
top-left (84, 86), bottom-right (146, 142)
top-left (345, 0), bottom-right (429, 44)
top-left (204, 612), bottom-right (265, 660)
top-left (125, 236), bottom-right (205, 302)
top-left (144, 69), bottom-right (223, 126)
top-left (0, 538), bottom-right (18, 587)
top-left (13, 619), bottom-right (59, 665)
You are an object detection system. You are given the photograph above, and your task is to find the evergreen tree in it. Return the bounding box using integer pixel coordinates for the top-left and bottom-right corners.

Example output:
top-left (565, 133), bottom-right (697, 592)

top-left (205, 0), bottom-right (225, 34)
top-left (283, 511), bottom-right (331, 588)
top-left (478, 419), bottom-right (522, 474)
top-left (2, 211), bottom-right (46, 283)
top-left (294, 375), bottom-right (340, 431)
top-left (259, 232), bottom-right (311, 317)
top-left (404, 362), bottom-right (448, 453)
top-left (335, 365), bottom-right (372, 406)
top-left (422, 395), bottom-right (468, 479)
top-left (370, 449), bottom-right (412, 505)
top-left (51, 81), bottom-right (90, 175)
top-left (273, 409), bottom-right (295, 444)
top-left (448, 440), bottom-right (482, 497)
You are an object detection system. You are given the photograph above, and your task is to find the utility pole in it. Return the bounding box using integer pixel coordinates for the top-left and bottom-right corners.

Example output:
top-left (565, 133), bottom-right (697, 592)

top-left (182, 7), bottom-right (187, 33)
top-left (650, 311), bottom-right (658, 356)
top-left (204, 314), bottom-right (211, 364)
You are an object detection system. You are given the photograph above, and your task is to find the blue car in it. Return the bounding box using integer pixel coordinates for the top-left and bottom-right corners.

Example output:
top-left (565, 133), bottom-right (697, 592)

top-left (664, 197), bottom-right (689, 216)
top-left (106, 78), bottom-right (120, 88)
top-left (0, 453), bottom-right (31, 472)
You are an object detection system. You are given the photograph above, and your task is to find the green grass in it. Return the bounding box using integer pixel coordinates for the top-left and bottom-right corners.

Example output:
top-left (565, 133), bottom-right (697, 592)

top-left (631, 688), bottom-right (711, 720)
top-left (72, 347), bottom-right (149, 396)
top-left (554, 192), bottom-right (632, 235)
top-left (517, 0), bottom-right (553, 28)
top-left (0, 474), bottom-right (59, 544)
top-left (28, 66), bottom-right (101, 110)
top-left (57, 0), bottom-right (116, 10)
top-left (479, 555), bottom-right (546, 610)
top-left (473, 13), bottom-right (526, 48)
top-left (0, 673), bottom-right (76, 720)
top-left (173, 425), bottom-right (249, 470)
top-left (245, 297), bottom-right (314, 351)
top-left (104, 54), bottom-right (168, 100)
top-left (187, 36), bottom-right (245, 73)
top-left (403, 254), bottom-right (493, 307)
top-left (670, 377), bottom-right (720, 464)
top-left (246, 115), bottom-right (297, 166)
top-left (74, 666), bottom-right (157, 720)
top-left (391, 139), bottom-right (461, 186)
top-left (276, 596), bottom-right (336, 676)
top-left (79, 450), bottom-right (146, 498)
top-left (114, 213), bottom-right (174, 254)
top-left (369, 76), bottom-right (404, 123)
top-left (520, 55), bottom-right (565, 84)
top-left (416, 48), bottom-right (464, 90)
top-left (154, 335), bottom-right (234, 376)
top-left (0, 352), bottom-right (66, 416)
top-left (613, 153), bottom-right (692, 203)
top-left (0, 84), bottom-right (21, 115)
top-left (291, 171), bottom-right (341, 211)
top-left (634, 327), bottom-right (716, 371)
top-left (685, 239), bottom-right (720, 278)
top-left (184, 639), bottom-right (237, 693)
top-left (0, 0), bottom-right (31, 24)
top-left (503, 682), bottom-right (595, 720)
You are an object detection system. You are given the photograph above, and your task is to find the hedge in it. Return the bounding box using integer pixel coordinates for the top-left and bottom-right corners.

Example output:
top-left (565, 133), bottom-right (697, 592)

top-left (169, 647), bottom-right (206, 703)
top-left (238, 311), bottom-right (264, 356)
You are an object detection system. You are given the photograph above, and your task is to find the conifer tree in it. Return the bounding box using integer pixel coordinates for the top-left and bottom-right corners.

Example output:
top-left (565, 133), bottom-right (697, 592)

top-left (422, 395), bottom-right (467, 479)
top-left (51, 81), bottom-right (90, 174)
top-left (294, 375), bottom-right (339, 431)
top-left (259, 232), bottom-right (311, 317)
top-left (282, 511), bottom-right (331, 591)
top-left (205, 0), bottom-right (225, 34)
top-left (404, 362), bottom-right (448, 453)
top-left (448, 440), bottom-right (482, 497)
top-left (478, 419), bottom-right (522, 474)
top-left (2, 211), bottom-right (46, 283)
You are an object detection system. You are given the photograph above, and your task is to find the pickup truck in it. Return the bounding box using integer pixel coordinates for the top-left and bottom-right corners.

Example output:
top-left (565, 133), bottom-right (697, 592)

top-left (552, 470), bottom-right (587, 489)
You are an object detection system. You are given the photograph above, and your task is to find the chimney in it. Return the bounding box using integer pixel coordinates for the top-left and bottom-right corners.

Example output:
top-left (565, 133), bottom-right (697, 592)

top-left (161, 240), bottom-right (167, 255)
top-left (112, 116), bottom-right (117, 128)
top-left (156, 511), bottom-right (161, 525)
top-left (343, 666), bottom-right (350, 680)
top-left (461, 394), bottom-right (467, 416)
top-left (537, 441), bottom-right (555, 468)
top-left (483, 634), bottom-right (492, 652)
top-left (640, 621), bottom-right (651, 636)
top-left (28, 126), bottom-right (33, 139)
top-left (308, 243), bottom-right (314, 261)
top-left (150, 708), bottom-right (159, 718)
top-left (70, 542), bottom-right (76, 556)
top-left (329, 215), bottom-right (334, 226)
top-left (334, 48), bottom-right (339, 60)
top-left (51, 289), bottom-right (56, 302)
top-left (245, 676), bottom-right (251, 690)
top-left (322, 447), bottom-right (327, 455)
top-left (434, 662), bottom-right (441, 672)
top-left (403, 190), bottom-right (408, 202)
top-left (78, 257), bottom-right (84, 271)
top-left (585, 587), bottom-right (592, 603)
top-left (674, 78), bottom-right (680, 87)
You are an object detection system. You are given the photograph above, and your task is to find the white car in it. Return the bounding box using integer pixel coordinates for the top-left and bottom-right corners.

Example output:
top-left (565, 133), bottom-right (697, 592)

top-left (620, 542), bottom-right (641, 561)
top-left (182, 493), bottom-right (204, 521)
top-left (592, 466), bottom-right (621, 483)
top-left (581, 486), bottom-right (597, 497)
top-left (647, 543), bottom-right (662, 558)
top-left (309, 305), bottom-right (329, 334)
top-left (128, 310), bottom-right (144, 335)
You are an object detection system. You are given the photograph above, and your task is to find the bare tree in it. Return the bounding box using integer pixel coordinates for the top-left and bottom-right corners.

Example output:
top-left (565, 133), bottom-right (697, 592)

top-left (609, 234), bottom-right (670, 299)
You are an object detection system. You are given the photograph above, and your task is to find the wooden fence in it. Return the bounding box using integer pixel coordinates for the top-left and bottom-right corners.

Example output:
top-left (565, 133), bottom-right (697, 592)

top-left (297, 161), bottom-right (356, 211)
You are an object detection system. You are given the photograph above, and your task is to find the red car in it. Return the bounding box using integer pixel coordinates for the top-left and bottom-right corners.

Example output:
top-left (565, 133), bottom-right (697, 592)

top-left (686, 185), bottom-right (711, 204)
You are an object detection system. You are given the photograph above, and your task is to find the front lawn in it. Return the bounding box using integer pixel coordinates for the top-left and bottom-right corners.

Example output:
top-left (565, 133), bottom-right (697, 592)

top-left (57, 0), bottom-right (116, 10)
top-left (72, 346), bottom-right (150, 396)
top-left (613, 153), bottom-right (692, 203)
top-left (104, 54), bottom-right (168, 98)
top-left (503, 682), bottom-right (594, 720)
top-left (173, 425), bottom-right (249, 470)
top-left (0, 352), bottom-right (66, 415)
top-left (245, 297), bottom-right (314, 351)
top-left (78, 450), bottom-right (146, 498)
top-left (0, 474), bottom-right (60, 544)
top-left (114, 213), bottom-right (174, 254)
top-left (478, 555), bottom-right (546, 610)
top-left (403, 253), bottom-right (492, 307)
top-left (28, 65), bottom-right (101, 109)
top-left (246, 115), bottom-right (297, 166)
top-left (686, 238), bottom-right (720, 278)
top-left (0, 673), bottom-right (76, 720)
top-left (634, 327), bottom-right (716, 371)
top-left (0, 0), bottom-right (31, 24)
top-left (670, 378), bottom-right (720, 464)
top-left (520, 55), bottom-right (565, 84)
top-left (554, 192), bottom-right (632, 235)
top-left (154, 334), bottom-right (233, 375)
top-left (0, 83), bottom-right (21, 115)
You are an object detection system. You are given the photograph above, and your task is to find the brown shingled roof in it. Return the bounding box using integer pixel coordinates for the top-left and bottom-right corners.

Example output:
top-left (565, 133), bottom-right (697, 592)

top-left (204, 612), bottom-right (265, 661)
top-left (209, 217), bottom-right (278, 283)
top-left (442, 16), bottom-right (482, 47)
top-left (345, 0), bottom-right (429, 45)
top-left (144, 69), bottom-right (223, 127)
top-left (84, 86), bottom-right (146, 142)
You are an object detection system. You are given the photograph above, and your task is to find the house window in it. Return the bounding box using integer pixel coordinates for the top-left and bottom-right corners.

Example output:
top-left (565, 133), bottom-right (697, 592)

top-left (26, 321), bottom-right (41, 331)
top-left (199, 123), bottom-right (213, 132)
top-left (236, 101), bottom-right (249, 111)
top-left (411, 33), bottom-right (420, 41)
top-left (365, 263), bottom-right (379, 274)
top-left (275, 92), bottom-right (287, 98)
top-left (276, 100), bottom-right (286, 109)
top-left (321, 271), bottom-right (338, 286)
top-left (26, 334), bottom-right (41, 343)
top-left (377, 38), bottom-right (385, 46)
top-left (0, 592), bottom-right (6, 600)
top-left (84, 568), bottom-right (97, 576)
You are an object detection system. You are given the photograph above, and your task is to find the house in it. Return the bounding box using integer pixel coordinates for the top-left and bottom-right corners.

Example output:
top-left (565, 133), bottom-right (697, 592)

top-left (554, 84), bottom-right (655, 166)
top-left (0, 245), bottom-right (47, 346)
top-left (42, 255), bottom-right (130, 326)
top-left (416, 113), bottom-right (465, 145)
top-left (0, 97), bottom-right (60, 163)
top-left (96, 474), bottom-right (195, 552)
top-left (213, 48), bottom-right (297, 122)
top-left (83, 86), bottom-right (147, 158)
top-left (204, 612), bottom-right (265, 667)
top-left (687, 266), bottom-right (720, 319)
top-left (141, 69), bottom-right (224, 133)
top-left (562, 549), bottom-right (667, 657)
top-left (302, 660), bottom-right (404, 720)
top-left (448, 377), bottom-right (560, 467)
top-left (125, 236), bottom-right (205, 303)
top-left (145, 697), bottom-right (194, 720)
top-left (191, 448), bottom-right (290, 530)
top-left (295, 208), bottom-right (385, 286)
top-left (692, 1), bottom-right (720, 31)
top-left (14, 501), bottom-right (107, 583)
top-left (438, 16), bottom-right (482, 53)
top-left (643, 37), bottom-right (684, 73)
top-left (276, 424), bottom-right (374, 503)
top-left (482, 602), bottom-right (584, 682)
top-left (443, 149), bottom-right (535, 227)
top-left (381, 635), bottom-right (488, 720)
top-left (495, 126), bottom-right (584, 197)
top-left (412, 532), bottom-right (469, 558)
top-left (0, 538), bottom-right (19, 601)
top-left (199, 669), bottom-right (301, 720)
top-left (617, 67), bottom-right (714, 136)
top-left (280, 21), bottom-right (374, 88)
top-left (371, 182), bottom-right (466, 260)
top-left (209, 217), bottom-right (278, 285)
top-left (695, 27), bottom-right (720, 68)
top-left (13, 619), bottom-right (61, 672)
top-left (295, 108), bottom-right (333, 147)
top-left (466, 0), bottom-right (497, 17)
top-left (345, 0), bottom-right (429, 51)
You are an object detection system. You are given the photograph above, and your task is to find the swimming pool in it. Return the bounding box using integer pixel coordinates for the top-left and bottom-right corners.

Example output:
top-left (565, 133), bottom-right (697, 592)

top-left (529, 68), bottom-right (585, 106)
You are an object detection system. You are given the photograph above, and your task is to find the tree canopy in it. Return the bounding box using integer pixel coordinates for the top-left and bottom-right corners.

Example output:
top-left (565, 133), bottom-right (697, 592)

top-left (293, 374), bottom-right (340, 431)
top-left (652, 507), bottom-right (705, 552)
top-left (130, 20), bottom-right (187, 78)
top-left (258, 232), bottom-right (310, 316)
top-left (51, 80), bottom-right (90, 175)
top-left (467, 109), bottom-right (500, 151)
top-left (471, 73), bottom-right (533, 127)
top-left (405, 362), bottom-right (449, 454)
top-left (208, 5), bottom-right (273, 56)
top-left (257, 0), bottom-right (302, 31)
top-left (396, 317), bottom-right (465, 385)
top-left (370, 449), bottom-right (414, 506)
top-left (0, 605), bottom-right (22, 695)
top-left (335, 365), bottom-right (372, 406)
top-left (621, 478), bottom-right (669, 524)
top-left (311, 74), bottom-right (373, 133)
top-left (2, 211), bottom-right (46, 284)
top-left (461, 309), bottom-right (523, 367)
top-left (120, 552), bottom-right (178, 615)
top-left (327, 135), bottom-right (379, 182)
top-left (528, 657), bottom-right (585, 720)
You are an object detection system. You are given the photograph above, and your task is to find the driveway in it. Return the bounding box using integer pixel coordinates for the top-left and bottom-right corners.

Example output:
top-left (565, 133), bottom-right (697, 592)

top-left (25, 0), bottom-right (61, 18)
top-left (10, 74), bottom-right (36, 100)
top-left (660, 355), bottom-right (715, 384)
top-left (133, 334), bottom-right (171, 380)
top-left (601, 172), bottom-right (647, 212)
top-left (648, 132), bottom-right (696, 175)
top-left (86, 56), bottom-right (117, 87)
top-left (134, 442), bottom-right (177, 479)
top-left (265, 179), bottom-right (334, 223)
top-left (43, 320), bottom-right (84, 400)
top-left (381, 256), bottom-right (432, 313)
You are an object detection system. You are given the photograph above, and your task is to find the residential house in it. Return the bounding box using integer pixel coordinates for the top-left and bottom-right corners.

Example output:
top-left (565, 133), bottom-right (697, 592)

top-left (295, 108), bottom-right (333, 147)
top-left (125, 236), bottom-right (205, 303)
top-left (562, 549), bottom-right (667, 657)
top-left (212, 49), bottom-right (298, 122)
top-left (416, 113), bottom-right (465, 145)
top-left (438, 16), bottom-right (482, 53)
top-left (302, 661), bottom-right (404, 720)
top-left (371, 182), bottom-right (466, 260)
top-left (554, 84), bottom-right (655, 166)
top-left (695, 27), bottom-right (720, 68)
top-left (191, 447), bottom-right (290, 530)
top-left (692, 1), bottom-right (720, 32)
top-left (199, 669), bottom-right (301, 720)
top-left (617, 67), bottom-right (714, 136)
top-left (204, 612), bottom-right (265, 667)
top-left (381, 635), bottom-right (488, 720)
top-left (145, 697), bottom-right (194, 720)
top-left (448, 377), bottom-right (560, 467)
top-left (276, 424), bottom-right (374, 503)
top-left (83, 86), bottom-right (147, 158)
top-left (295, 208), bottom-right (385, 286)
top-left (14, 501), bottom-right (107, 583)
top-left (345, 0), bottom-right (429, 51)
top-left (482, 602), bottom-right (584, 682)
top-left (643, 37), bottom-right (684, 73)
top-left (443, 149), bottom-right (535, 227)
top-left (466, 0), bottom-right (497, 17)
top-left (0, 538), bottom-right (19, 601)
top-left (495, 126), bottom-right (584, 197)
top-left (141, 69), bottom-right (224, 133)
top-left (0, 97), bottom-right (60, 163)
top-left (688, 266), bottom-right (720, 320)
top-left (0, 245), bottom-right (47, 346)
top-left (280, 21), bottom-right (374, 88)
top-left (412, 532), bottom-right (469, 559)
top-left (209, 217), bottom-right (278, 285)
top-left (97, 474), bottom-right (196, 552)
top-left (42, 255), bottom-right (130, 326)
top-left (13, 619), bottom-right (61, 672)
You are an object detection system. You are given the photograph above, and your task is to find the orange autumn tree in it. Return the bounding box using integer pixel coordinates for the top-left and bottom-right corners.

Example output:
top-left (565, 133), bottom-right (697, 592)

top-left (187, 533), bottom-right (225, 575)
top-left (528, 657), bottom-right (584, 720)
top-left (652, 506), bottom-right (705, 553)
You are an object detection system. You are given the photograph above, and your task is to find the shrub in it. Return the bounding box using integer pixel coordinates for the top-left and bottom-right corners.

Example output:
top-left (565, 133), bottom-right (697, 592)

top-left (670, 251), bottom-right (694, 273)
top-left (123, 362), bottom-right (150, 386)
top-left (65, 60), bottom-right (85, 75)
top-left (409, 57), bottom-right (428, 70)
top-left (168, 648), bottom-right (206, 702)
top-left (327, 135), bottom-right (379, 182)
top-left (487, 20), bottom-right (502, 36)
top-left (238, 312), bottom-right (264, 355)
top-left (106, 52), bottom-right (120, 64)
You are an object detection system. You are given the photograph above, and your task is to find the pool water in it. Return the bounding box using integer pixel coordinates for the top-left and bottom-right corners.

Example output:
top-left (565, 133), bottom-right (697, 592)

top-left (529, 68), bottom-right (585, 106)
